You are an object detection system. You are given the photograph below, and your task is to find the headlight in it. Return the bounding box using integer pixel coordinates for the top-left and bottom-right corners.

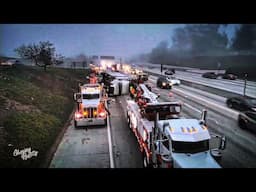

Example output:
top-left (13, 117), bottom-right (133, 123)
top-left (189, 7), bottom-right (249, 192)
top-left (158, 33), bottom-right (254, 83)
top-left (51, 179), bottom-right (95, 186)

top-left (75, 112), bottom-right (83, 119)
top-left (252, 108), bottom-right (256, 112)
top-left (169, 82), bottom-right (172, 86)
top-left (162, 82), bottom-right (166, 86)
top-left (99, 111), bottom-right (106, 117)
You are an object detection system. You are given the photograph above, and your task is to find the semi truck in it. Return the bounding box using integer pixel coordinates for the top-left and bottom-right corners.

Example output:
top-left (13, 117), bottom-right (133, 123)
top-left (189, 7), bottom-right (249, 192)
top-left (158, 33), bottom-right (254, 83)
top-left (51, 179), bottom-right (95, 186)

top-left (126, 85), bottom-right (226, 168)
top-left (73, 83), bottom-right (108, 127)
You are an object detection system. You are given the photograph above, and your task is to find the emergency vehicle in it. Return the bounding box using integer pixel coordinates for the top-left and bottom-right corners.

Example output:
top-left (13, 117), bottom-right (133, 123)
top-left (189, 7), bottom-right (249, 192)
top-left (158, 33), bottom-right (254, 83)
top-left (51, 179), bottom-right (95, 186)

top-left (126, 85), bottom-right (226, 168)
top-left (73, 83), bottom-right (108, 127)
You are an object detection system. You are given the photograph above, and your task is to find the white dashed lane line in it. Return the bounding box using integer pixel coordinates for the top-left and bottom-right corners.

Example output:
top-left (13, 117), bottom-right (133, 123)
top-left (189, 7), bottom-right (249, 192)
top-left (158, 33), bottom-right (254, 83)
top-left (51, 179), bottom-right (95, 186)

top-left (183, 102), bottom-right (202, 113)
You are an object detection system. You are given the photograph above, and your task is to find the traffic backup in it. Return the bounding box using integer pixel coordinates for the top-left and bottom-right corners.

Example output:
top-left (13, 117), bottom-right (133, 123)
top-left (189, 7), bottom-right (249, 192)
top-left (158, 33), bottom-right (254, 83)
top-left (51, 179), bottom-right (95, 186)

top-left (126, 83), bottom-right (226, 168)
top-left (73, 83), bottom-right (108, 127)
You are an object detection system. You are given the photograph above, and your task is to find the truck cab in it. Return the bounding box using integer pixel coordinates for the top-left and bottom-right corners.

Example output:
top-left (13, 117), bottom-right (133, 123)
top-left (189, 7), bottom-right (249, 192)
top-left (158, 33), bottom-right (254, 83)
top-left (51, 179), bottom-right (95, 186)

top-left (127, 100), bottom-right (226, 168)
top-left (73, 83), bottom-right (107, 128)
top-left (154, 118), bottom-right (225, 168)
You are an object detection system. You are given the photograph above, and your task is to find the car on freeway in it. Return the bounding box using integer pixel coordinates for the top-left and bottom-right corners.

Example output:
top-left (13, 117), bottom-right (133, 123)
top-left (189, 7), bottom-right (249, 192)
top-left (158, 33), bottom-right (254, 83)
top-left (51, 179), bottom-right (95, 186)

top-left (222, 73), bottom-right (237, 80)
top-left (226, 97), bottom-right (256, 112)
top-left (157, 77), bottom-right (172, 89)
top-left (138, 72), bottom-right (148, 81)
top-left (202, 72), bottom-right (218, 79)
top-left (166, 76), bottom-right (181, 85)
top-left (0, 59), bottom-right (21, 67)
top-left (164, 69), bottom-right (174, 75)
top-left (238, 111), bottom-right (256, 133)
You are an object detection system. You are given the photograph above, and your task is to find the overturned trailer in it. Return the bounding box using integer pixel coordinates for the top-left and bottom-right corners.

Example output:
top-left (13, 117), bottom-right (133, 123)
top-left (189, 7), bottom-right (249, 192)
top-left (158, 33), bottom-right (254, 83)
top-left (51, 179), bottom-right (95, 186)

top-left (100, 71), bottom-right (131, 96)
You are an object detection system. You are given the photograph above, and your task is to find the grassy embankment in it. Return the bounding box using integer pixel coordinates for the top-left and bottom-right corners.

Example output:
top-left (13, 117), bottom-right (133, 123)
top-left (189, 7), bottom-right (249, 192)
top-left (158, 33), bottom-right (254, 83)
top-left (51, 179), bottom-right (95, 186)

top-left (0, 65), bottom-right (90, 167)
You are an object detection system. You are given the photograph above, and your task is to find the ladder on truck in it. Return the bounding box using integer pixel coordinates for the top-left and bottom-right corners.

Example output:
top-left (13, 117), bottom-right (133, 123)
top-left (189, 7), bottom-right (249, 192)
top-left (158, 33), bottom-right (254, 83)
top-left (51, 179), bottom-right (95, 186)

top-left (139, 84), bottom-right (159, 104)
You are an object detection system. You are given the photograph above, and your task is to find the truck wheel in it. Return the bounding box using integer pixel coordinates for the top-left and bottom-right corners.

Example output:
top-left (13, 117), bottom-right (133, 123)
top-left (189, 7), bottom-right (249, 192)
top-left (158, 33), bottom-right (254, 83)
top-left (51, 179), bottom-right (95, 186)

top-left (127, 112), bottom-right (132, 129)
top-left (227, 101), bottom-right (233, 108)
top-left (238, 119), bottom-right (247, 130)
top-left (127, 112), bottom-right (130, 124)
top-left (143, 153), bottom-right (152, 168)
top-left (74, 120), bottom-right (78, 128)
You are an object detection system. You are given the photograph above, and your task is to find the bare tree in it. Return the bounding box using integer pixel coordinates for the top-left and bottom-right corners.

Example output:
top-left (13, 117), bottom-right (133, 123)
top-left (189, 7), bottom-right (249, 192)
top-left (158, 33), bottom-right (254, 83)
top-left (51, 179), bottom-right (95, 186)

top-left (15, 41), bottom-right (63, 71)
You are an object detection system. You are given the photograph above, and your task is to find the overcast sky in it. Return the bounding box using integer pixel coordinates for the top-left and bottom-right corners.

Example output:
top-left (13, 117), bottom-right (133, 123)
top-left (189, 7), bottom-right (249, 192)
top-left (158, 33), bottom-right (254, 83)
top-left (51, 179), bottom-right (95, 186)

top-left (0, 24), bottom-right (237, 59)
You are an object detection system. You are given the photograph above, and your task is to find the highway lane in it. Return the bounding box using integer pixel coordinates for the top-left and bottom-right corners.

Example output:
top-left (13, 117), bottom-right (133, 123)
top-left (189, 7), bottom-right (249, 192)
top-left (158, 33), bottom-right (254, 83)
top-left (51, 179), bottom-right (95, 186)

top-left (175, 71), bottom-right (256, 89)
top-left (149, 75), bottom-right (227, 107)
top-left (49, 75), bottom-right (255, 167)
top-left (142, 66), bottom-right (256, 98)
top-left (146, 78), bottom-right (256, 167)
top-left (108, 96), bottom-right (143, 168)
top-left (50, 97), bottom-right (143, 168)
top-left (137, 62), bottom-right (256, 87)
top-left (50, 121), bottom-right (110, 168)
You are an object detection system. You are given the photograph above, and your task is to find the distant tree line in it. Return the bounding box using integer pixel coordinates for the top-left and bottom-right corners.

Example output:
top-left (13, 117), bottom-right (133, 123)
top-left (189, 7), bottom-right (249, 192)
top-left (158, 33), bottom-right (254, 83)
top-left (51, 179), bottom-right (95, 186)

top-left (129, 24), bottom-right (256, 64)
top-left (128, 24), bottom-right (256, 79)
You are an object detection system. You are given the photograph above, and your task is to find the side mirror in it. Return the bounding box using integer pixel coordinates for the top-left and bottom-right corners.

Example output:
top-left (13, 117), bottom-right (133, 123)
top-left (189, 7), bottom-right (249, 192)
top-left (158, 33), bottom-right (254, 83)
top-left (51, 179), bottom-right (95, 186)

top-left (219, 136), bottom-right (226, 150)
top-left (163, 122), bottom-right (169, 133)
top-left (74, 93), bottom-right (82, 103)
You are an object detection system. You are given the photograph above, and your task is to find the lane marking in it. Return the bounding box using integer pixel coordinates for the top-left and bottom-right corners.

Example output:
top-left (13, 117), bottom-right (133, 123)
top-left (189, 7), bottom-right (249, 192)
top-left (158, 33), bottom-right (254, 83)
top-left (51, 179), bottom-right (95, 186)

top-left (148, 76), bottom-right (239, 120)
top-left (173, 88), bottom-right (239, 120)
top-left (146, 70), bottom-right (256, 98)
top-left (183, 102), bottom-right (201, 113)
top-left (106, 101), bottom-right (115, 168)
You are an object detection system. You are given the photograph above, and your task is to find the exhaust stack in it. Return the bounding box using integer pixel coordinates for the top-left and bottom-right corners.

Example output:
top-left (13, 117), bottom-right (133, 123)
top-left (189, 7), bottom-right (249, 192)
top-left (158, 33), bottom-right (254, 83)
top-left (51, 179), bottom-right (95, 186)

top-left (200, 109), bottom-right (207, 125)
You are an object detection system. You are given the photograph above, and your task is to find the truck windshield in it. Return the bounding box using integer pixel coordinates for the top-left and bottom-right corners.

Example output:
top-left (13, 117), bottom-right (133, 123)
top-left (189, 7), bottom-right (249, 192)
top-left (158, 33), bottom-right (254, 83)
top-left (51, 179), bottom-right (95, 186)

top-left (144, 105), bottom-right (181, 121)
top-left (83, 94), bottom-right (99, 99)
top-left (172, 140), bottom-right (209, 154)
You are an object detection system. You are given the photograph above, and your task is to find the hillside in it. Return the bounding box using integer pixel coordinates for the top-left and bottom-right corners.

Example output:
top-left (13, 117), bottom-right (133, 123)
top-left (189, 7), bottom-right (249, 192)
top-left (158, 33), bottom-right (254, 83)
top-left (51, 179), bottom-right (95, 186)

top-left (0, 65), bottom-right (90, 167)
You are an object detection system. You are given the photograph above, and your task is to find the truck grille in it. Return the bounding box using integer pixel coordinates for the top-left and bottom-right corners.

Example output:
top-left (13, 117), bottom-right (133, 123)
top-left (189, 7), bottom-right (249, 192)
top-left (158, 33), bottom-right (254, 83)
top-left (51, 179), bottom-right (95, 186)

top-left (84, 107), bottom-right (97, 118)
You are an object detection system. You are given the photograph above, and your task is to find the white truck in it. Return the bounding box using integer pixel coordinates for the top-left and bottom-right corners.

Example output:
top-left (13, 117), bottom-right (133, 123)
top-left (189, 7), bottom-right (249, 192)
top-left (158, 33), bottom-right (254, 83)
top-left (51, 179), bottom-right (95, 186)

top-left (73, 83), bottom-right (108, 127)
top-left (126, 87), bottom-right (226, 168)
top-left (100, 71), bottom-right (131, 96)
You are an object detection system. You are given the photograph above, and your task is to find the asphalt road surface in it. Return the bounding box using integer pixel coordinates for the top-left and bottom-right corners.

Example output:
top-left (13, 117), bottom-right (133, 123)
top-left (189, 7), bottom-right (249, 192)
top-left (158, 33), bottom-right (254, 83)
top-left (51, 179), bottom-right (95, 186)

top-left (50, 121), bottom-right (110, 168)
top-left (142, 66), bottom-right (256, 98)
top-left (50, 98), bottom-right (143, 168)
top-left (108, 96), bottom-right (143, 168)
top-left (50, 76), bottom-right (256, 168)
top-left (147, 76), bottom-right (256, 167)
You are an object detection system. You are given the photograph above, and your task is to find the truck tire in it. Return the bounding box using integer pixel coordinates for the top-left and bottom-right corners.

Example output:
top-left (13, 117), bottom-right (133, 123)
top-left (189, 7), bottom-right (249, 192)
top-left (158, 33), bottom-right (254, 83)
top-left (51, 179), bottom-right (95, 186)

top-left (127, 112), bottom-right (130, 126)
top-left (74, 120), bottom-right (78, 129)
top-left (227, 101), bottom-right (233, 108)
top-left (142, 153), bottom-right (152, 168)
top-left (238, 119), bottom-right (247, 130)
